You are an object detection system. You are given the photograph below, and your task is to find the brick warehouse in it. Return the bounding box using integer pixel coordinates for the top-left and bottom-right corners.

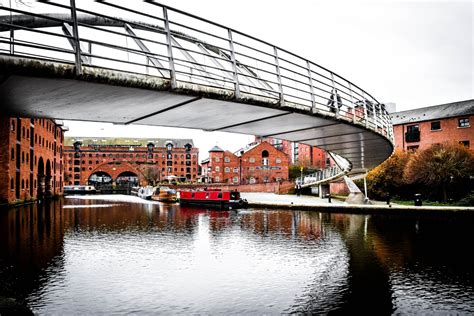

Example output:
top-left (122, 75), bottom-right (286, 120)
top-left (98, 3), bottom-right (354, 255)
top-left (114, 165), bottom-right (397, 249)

top-left (201, 141), bottom-right (289, 184)
top-left (255, 136), bottom-right (329, 169)
top-left (0, 117), bottom-right (66, 204)
top-left (391, 99), bottom-right (474, 151)
top-left (63, 137), bottom-right (199, 187)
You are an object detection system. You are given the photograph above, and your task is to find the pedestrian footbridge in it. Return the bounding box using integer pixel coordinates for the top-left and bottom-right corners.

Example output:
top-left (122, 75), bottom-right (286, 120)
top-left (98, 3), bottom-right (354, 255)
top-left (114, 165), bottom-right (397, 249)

top-left (0, 1), bottom-right (393, 176)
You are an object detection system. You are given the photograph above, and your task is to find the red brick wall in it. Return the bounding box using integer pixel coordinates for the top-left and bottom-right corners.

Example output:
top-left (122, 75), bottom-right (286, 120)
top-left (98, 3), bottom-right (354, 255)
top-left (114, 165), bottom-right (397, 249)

top-left (171, 180), bottom-right (295, 194)
top-left (255, 136), bottom-right (328, 168)
top-left (64, 144), bottom-right (199, 185)
top-left (394, 115), bottom-right (473, 151)
top-left (241, 141), bottom-right (289, 184)
top-left (0, 118), bottom-right (65, 204)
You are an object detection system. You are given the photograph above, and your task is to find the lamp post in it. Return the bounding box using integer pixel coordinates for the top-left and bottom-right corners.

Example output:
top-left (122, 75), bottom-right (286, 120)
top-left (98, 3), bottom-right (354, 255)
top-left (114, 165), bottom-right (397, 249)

top-left (300, 166), bottom-right (303, 184)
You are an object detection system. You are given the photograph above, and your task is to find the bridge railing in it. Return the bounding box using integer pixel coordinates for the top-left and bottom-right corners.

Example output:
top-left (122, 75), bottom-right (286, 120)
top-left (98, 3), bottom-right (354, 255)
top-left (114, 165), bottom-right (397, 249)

top-left (0, 0), bottom-right (393, 144)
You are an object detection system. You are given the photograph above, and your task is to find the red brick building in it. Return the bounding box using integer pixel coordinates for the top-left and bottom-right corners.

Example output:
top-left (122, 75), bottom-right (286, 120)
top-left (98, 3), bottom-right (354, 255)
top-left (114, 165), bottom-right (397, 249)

top-left (0, 117), bottom-right (66, 204)
top-left (63, 137), bottom-right (199, 186)
top-left (201, 141), bottom-right (289, 184)
top-left (256, 137), bottom-right (329, 169)
top-left (391, 99), bottom-right (474, 151)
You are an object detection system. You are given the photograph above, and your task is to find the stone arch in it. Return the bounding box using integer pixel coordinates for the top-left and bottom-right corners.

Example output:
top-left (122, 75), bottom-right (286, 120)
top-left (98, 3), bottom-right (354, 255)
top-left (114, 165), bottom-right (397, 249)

top-left (45, 159), bottom-right (52, 197)
top-left (37, 157), bottom-right (44, 199)
top-left (116, 171), bottom-right (139, 186)
top-left (88, 171), bottom-right (113, 187)
top-left (85, 162), bottom-right (145, 185)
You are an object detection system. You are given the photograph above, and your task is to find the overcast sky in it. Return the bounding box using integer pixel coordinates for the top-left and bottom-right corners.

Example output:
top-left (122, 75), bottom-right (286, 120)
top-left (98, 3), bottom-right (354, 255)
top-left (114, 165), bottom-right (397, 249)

top-left (63, 0), bottom-right (473, 158)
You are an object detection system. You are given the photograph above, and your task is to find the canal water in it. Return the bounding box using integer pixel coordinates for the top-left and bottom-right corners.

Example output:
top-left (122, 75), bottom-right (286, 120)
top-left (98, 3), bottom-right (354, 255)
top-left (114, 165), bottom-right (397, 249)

top-left (0, 195), bottom-right (473, 314)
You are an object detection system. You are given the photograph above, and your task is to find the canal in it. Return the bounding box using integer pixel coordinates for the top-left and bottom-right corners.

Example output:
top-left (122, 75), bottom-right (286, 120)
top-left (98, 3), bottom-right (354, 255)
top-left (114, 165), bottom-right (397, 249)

top-left (1, 195), bottom-right (473, 314)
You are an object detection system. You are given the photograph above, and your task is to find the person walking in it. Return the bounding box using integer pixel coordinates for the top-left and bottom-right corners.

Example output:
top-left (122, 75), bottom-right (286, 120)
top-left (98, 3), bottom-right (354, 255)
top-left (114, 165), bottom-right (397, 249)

top-left (295, 183), bottom-right (301, 197)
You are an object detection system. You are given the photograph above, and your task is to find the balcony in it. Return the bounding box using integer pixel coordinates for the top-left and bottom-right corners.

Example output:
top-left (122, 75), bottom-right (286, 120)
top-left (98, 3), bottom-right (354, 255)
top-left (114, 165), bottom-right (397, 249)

top-left (405, 131), bottom-right (420, 143)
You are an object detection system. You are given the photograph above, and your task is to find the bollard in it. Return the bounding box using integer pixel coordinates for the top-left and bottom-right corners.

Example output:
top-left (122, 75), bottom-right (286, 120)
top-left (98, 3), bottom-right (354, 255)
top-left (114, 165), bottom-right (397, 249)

top-left (414, 193), bottom-right (422, 206)
top-left (386, 192), bottom-right (391, 205)
top-left (325, 193), bottom-right (331, 203)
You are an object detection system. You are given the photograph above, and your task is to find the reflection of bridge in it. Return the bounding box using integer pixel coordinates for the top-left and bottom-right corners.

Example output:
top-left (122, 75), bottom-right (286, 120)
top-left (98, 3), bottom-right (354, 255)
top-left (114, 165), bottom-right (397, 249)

top-left (0, 1), bottom-right (393, 178)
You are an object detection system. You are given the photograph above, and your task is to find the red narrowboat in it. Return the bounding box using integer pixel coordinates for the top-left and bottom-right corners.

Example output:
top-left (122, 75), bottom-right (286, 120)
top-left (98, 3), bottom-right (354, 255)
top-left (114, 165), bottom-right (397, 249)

top-left (178, 189), bottom-right (248, 209)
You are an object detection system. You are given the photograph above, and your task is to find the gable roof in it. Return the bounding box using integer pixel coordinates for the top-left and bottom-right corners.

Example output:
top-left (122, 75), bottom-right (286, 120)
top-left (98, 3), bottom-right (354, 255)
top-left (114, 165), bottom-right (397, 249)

top-left (209, 145), bottom-right (224, 152)
top-left (390, 99), bottom-right (474, 125)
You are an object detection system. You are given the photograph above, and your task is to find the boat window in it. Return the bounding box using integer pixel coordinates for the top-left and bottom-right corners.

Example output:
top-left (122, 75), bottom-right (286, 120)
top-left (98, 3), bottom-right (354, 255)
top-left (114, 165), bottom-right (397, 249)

top-left (192, 192), bottom-right (194, 198)
top-left (218, 193), bottom-right (222, 199)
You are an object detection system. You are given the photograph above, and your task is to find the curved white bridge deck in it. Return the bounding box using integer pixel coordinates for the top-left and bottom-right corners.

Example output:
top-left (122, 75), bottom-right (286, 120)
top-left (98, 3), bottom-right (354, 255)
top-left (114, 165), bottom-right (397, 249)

top-left (0, 1), bottom-right (394, 172)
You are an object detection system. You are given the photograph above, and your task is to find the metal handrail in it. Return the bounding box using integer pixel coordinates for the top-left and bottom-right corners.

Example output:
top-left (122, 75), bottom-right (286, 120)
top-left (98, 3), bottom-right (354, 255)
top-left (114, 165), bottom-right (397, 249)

top-left (0, 0), bottom-right (394, 172)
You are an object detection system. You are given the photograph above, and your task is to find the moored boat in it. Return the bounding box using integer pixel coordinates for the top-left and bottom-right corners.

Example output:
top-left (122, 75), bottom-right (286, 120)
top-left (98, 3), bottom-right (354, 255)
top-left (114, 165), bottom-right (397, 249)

top-left (151, 186), bottom-right (178, 203)
top-left (64, 185), bottom-right (97, 195)
top-left (178, 188), bottom-right (248, 209)
top-left (137, 186), bottom-right (154, 200)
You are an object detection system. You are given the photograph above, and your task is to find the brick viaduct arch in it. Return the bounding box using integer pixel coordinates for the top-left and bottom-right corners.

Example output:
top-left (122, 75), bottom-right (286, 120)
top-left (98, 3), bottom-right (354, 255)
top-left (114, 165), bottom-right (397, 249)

top-left (85, 162), bottom-right (146, 185)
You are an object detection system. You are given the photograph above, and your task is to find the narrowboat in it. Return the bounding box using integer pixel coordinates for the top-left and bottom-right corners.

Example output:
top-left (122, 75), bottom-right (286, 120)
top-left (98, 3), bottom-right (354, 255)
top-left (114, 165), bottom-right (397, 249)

top-left (151, 186), bottom-right (178, 203)
top-left (63, 185), bottom-right (97, 195)
top-left (178, 189), bottom-right (248, 209)
top-left (137, 186), bottom-right (154, 200)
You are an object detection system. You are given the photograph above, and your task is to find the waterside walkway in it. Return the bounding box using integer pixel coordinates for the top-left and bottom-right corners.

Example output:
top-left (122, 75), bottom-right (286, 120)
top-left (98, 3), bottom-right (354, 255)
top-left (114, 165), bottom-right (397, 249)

top-left (241, 193), bottom-right (474, 215)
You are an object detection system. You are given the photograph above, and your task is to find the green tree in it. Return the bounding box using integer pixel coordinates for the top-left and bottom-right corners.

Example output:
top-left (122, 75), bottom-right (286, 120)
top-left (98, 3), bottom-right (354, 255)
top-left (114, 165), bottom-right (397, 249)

top-left (404, 143), bottom-right (474, 202)
top-left (365, 150), bottom-right (410, 199)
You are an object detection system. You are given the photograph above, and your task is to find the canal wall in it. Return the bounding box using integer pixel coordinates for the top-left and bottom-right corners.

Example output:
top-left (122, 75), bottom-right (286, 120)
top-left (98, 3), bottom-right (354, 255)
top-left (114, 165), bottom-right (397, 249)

top-left (170, 181), bottom-right (295, 194)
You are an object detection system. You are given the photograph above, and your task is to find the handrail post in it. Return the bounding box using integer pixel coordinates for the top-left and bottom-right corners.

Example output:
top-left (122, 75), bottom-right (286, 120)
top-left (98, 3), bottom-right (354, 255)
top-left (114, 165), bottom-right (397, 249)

top-left (306, 61), bottom-right (317, 113)
top-left (348, 82), bottom-right (356, 124)
top-left (362, 91), bottom-right (369, 128)
top-left (330, 73), bottom-right (339, 118)
top-left (273, 46), bottom-right (285, 105)
top-left (69, 0), bottom-right (82, 75)
top-left (373, 102), bottom-right (378, 132)
top-left (163, 7), bottom-right (177, 89)
top-left (228, 29), bottom-right (241, 99)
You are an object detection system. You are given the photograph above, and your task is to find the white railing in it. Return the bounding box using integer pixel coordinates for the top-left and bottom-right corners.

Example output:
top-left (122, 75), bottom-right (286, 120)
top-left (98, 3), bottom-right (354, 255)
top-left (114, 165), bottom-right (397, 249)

top-left (0, 0), bottom-right (394, 145)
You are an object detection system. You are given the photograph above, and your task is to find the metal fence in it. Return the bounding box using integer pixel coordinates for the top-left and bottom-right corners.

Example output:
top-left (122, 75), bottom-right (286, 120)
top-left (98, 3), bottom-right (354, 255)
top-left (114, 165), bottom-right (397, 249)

top-left (0, 0), bottom-right (394, 145)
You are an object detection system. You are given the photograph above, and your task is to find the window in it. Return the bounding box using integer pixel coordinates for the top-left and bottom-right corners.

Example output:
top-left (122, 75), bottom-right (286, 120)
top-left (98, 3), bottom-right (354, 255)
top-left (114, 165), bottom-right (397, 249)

top-left (215, 157), bottom-right (220, 162)
top-left (10, 178), bottom-right (14, 190)
top-left (11, 120), bottom-right (15, 131)
top-left (11, 148), bottom-right (14, 160)
top-left (407, 145), bottom-right (419, 152)
top-left (215, 166), bottom-right (220, 172)
top-left (233, 167), bottom-right (239, 173)
top-left (431, 121), bottom-right (441, 130)
top-left (249, 157), bottom-right (255, 163)
top-left (262, 150), bottom-right (269, 166)
top-left (249, 177), bottom-right (256, 184)
top-left (21, 179), bottom-right (24, 189)
top-left (276, 158), bottom-right (281, 164)
top-left (224, 157), bottom-right (230, 163)
top-left (458, 118), bottom-right (470, 128)
top-left (405, 125), bottom-right (420, 142)
top-left (459, 140), bottom-right (470, 148)
top-left (233, 177), bottom-right (239, 183)
top-left (215, 176), bottom-right (220, 182)
top-left (224, 167), bottom-right (230, 173)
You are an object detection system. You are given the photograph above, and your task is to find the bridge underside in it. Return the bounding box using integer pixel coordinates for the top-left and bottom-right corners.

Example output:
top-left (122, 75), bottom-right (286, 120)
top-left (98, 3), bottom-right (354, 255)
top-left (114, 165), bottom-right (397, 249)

top-left (0, 60), bottom-right (392, 171)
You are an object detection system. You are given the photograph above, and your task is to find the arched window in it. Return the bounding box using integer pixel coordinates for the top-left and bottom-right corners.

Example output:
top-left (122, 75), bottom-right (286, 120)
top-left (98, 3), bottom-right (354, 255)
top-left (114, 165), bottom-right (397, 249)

top-left (21, 151), bottom-right (25, 164)
top-left (10, 178), bottom-right (14, 190)
top-left (21, 179), bottom-right (24, 189)
top-left (225, 167), bottom-right (230, 173)
top-left (11, 120), bottom-right (15, 131)
top-left (261, 150), bottom-right (269, 166)
top-left (26, 179), bottom-right (29, 189)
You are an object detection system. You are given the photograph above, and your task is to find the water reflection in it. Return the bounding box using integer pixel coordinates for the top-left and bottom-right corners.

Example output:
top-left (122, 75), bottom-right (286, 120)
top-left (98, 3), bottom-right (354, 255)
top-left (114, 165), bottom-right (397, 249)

top-left (0, 197), bottom-right (473, 314)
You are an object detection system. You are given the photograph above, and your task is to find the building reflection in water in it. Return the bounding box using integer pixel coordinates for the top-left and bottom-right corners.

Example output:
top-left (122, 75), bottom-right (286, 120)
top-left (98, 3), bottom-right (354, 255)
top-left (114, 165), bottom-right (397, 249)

top-left (0, 197), bottom-right (473, 314)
